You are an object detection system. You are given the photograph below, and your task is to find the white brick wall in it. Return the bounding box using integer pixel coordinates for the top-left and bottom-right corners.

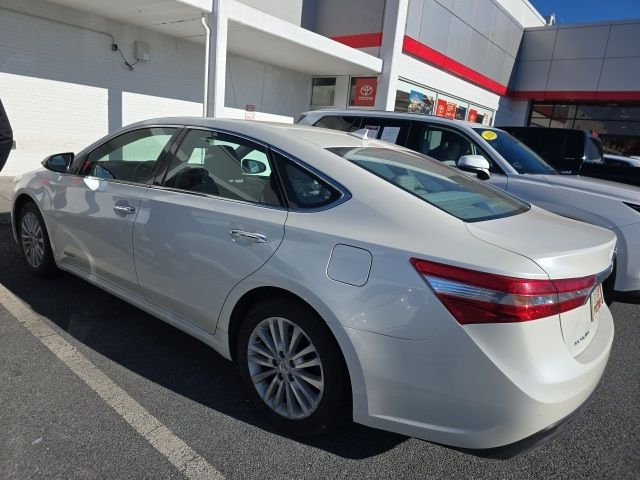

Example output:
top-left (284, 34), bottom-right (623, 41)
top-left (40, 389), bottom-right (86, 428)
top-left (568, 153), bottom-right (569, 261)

top-left (0, 1), bottom-right (204, 176)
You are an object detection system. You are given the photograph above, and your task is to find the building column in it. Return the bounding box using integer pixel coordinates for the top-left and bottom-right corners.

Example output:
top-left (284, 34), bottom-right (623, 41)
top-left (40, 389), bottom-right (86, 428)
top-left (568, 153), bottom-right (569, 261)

top-left (374, 0), bottom-right (409, 111)
top-left (205, 0), bottom-right (228, 118)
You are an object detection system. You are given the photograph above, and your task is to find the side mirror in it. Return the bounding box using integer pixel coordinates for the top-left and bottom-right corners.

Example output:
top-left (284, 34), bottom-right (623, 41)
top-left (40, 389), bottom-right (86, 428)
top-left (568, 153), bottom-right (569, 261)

top-left (42, 152), bottom-right (74, 173)
top-left (241, 158), bottom-right (268, 175)
top-left (457, 155), bottom-right (491, 180)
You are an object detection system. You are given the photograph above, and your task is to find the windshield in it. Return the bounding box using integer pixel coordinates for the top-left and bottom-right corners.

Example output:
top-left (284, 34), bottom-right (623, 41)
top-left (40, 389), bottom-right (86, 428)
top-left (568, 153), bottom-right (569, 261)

top-left (472, 128), bottom-right (558, 175)
top-left (327, 146), bottom-right (529, 222)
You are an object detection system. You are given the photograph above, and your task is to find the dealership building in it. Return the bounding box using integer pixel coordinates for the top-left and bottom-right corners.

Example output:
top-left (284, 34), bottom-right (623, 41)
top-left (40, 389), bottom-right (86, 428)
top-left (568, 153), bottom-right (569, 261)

top-left (1, 0), bottom-right (639, 175)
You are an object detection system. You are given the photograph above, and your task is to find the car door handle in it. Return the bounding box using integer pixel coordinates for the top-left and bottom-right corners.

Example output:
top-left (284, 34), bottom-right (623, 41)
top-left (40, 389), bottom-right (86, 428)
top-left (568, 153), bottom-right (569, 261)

top-left (113, 205), bottom-right (136, 215)
top-left (229, 229), bottom-right (267, 243)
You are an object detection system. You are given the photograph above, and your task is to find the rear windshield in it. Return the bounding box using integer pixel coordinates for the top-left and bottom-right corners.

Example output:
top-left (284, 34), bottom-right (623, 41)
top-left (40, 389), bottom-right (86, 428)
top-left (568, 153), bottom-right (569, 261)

top-left (327, 146), bottom-right (529, 222)
top-left (473, 128), bottom-right (558, 175)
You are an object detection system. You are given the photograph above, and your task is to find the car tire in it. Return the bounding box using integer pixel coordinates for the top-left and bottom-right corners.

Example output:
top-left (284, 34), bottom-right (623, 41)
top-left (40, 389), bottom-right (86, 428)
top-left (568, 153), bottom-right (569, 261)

top-left (18, 202), bottom-right (58, 277)
top-left (237, 298), bottom-right (350, 437)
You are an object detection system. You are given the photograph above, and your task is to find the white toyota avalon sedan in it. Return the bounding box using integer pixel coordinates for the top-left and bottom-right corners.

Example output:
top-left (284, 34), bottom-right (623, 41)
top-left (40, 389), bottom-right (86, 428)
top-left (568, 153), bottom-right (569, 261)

top-left (11, 118), bottom-right (615, 454)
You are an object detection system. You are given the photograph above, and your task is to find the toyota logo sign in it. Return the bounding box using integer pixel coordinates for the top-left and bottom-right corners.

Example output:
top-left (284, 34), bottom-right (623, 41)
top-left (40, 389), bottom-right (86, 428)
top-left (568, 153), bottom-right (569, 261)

top-left (360, 85), bottom-right (373, 96)
top-left (354, 78), bottom-right (377, 107)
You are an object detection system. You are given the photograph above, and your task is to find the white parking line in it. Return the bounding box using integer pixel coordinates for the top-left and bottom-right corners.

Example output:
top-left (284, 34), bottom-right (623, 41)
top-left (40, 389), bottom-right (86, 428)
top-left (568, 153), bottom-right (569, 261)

top-left (0, 284), bottom-right (224, 480)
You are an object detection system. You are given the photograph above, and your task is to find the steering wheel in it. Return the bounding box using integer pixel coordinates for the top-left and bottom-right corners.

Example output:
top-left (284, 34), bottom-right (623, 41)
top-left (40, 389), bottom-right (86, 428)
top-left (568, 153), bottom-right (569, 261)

top-left (131, 160), bottom-right (156, 181)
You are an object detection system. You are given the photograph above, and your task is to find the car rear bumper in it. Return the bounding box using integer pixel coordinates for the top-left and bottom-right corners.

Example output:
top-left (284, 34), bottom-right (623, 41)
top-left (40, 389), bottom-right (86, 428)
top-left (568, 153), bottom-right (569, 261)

top-left (329, 306), bottom-right (614, 450)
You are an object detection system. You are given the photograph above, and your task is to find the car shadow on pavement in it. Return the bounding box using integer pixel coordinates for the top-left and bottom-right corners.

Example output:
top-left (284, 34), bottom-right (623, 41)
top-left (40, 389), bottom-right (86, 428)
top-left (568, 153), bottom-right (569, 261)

top-left (0, 226), bottom-right (406, 460)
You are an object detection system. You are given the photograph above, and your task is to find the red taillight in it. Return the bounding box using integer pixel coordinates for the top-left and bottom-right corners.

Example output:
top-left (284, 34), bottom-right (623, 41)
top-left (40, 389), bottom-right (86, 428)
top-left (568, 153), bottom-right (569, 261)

top-left (410, 258), bottom-right (596, 324)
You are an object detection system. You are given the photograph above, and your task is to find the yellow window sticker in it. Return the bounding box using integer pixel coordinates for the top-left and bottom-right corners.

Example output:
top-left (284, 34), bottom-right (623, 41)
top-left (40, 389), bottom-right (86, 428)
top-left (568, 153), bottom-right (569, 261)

top-left (481, 130), bottom-right (497, 141)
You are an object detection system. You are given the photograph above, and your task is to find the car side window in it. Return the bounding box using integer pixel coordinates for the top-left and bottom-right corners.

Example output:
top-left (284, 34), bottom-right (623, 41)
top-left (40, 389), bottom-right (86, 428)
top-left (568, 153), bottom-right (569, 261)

top-left (272, 151), bottom-right (342, 209)
top-left (314, 116), bottom-right (361, 132)
top-left (418, 126), bottom-right (474, 166)
top-left (418, 125), bottom-right (502, 173)
top-left (83, 127), bottom-right (177, 183)
top-left (162, 129), bottom-right (282, 206)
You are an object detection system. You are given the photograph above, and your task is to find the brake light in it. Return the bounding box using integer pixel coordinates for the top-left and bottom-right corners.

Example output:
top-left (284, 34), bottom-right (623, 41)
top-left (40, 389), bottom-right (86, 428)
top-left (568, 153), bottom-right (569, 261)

top-left (410, 258), bottom-right (596, 324)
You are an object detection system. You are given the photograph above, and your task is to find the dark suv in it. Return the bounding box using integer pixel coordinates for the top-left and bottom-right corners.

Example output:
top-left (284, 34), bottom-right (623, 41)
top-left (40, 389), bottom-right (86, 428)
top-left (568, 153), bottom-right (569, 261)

top-left (498, 127), bottom-right (640, 187)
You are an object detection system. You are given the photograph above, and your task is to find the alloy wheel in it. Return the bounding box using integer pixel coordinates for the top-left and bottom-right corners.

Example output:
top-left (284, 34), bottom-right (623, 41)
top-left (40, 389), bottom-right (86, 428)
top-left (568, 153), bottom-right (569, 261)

top-left (21, 211), bottom-right (45, 268)
top-left (247, 317), bottom-right (324, 420)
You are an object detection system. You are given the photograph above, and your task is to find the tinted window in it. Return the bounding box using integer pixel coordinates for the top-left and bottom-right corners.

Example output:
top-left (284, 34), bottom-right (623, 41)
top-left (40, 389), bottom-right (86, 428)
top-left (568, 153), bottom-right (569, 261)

top-left (314, 116), bottom-right (361, 132)
top-left (83, 127), bottom-right (177, 183)
top-left (473, 128), bottom-right (557, 175)
top-left (418, 126), bottom-right (474, 166)
top-left (163, 129), bottom-right (281, 206)
top-left (272, 151), bottom-right (342, 209)
top-left (328, 146), bottom-right (529, 222)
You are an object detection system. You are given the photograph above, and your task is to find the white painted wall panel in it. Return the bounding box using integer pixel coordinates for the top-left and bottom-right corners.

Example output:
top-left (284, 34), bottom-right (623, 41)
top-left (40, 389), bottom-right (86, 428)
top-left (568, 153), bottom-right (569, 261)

top-left (225, 54), bottom-right (311, 122)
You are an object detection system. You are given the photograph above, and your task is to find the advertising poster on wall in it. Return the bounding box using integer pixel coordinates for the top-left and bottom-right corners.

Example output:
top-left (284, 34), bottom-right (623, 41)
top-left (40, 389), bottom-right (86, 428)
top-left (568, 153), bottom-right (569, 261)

top-left (408, 90), bottom-right (433, 114)
top-left (445, 102), bottom-right (457, 119)
top-left (436, 99), bottom-right (447, 117)
top-left (455, 105), bottom-right (467, 120)
top-left (468, 109), bottom-right (478, 123)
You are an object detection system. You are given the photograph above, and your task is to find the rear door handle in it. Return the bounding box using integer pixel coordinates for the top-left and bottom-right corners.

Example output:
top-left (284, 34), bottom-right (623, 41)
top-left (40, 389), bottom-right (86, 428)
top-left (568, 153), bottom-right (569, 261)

top-left (113, 205), bottom-right (136, 215)
top-left (229, 229), bottom-right (267, 243)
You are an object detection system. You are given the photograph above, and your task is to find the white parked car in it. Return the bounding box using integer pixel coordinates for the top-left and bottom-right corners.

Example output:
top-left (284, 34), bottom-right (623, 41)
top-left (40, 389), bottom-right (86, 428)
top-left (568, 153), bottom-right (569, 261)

top-left (299, 110), bottom-right (640, 300)
top-left (12, 118), bottom-right (615, 453)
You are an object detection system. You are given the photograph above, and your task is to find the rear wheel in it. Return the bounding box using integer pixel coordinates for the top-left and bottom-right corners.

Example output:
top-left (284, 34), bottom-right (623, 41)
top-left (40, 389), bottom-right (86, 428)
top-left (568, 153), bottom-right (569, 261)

top-left (237, 298), bottom-right (350, 436)
top-left (18, 202), bottom-right (57, 277)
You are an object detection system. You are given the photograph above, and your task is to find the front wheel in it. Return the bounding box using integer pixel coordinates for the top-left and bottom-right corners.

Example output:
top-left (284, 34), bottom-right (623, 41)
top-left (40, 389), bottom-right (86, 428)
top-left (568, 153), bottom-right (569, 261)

top-left (18, 202), bottom-right (57, 277)
top-left (237, 298), bottom-right (350, 436)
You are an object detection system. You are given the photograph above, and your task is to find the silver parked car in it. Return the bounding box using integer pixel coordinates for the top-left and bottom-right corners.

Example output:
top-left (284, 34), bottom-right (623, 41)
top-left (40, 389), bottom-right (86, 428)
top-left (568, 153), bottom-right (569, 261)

top-left (299, 110), bottom-right (640, 300)
top-left (12, 118), bottom-right (615, 453)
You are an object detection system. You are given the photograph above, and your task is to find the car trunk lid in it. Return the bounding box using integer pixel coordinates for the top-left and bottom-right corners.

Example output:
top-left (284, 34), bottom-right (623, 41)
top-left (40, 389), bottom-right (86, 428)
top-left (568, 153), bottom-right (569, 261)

top-left (465, 207), bottom-right (615, 355)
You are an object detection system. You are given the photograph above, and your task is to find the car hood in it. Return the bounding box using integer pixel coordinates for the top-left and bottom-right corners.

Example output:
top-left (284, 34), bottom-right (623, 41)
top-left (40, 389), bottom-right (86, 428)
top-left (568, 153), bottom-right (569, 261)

top-left (536, 174), bottom-right (640, 203)
top-left (465, 206), bottom-right (616, 279)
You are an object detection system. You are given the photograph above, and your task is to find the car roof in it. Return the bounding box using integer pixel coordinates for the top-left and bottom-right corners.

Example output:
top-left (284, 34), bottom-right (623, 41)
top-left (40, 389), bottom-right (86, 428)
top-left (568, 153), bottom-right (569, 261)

top-left (125, 116), bottom-right (393, 150)
top-left (302, 109), bottom-right (485, 129)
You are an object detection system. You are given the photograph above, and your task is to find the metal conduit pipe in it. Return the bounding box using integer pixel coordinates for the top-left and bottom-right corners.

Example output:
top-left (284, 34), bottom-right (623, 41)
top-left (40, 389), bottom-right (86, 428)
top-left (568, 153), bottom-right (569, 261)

top-left (201, 13), bottom-right (211, 118)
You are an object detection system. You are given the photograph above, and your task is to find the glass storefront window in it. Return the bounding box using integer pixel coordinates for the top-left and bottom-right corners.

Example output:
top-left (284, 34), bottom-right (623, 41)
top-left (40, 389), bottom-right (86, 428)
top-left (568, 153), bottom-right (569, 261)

top-left (394, 80), bottom-right (436, 115)
top-left (311, 77), bottom-right (336, 107)
top-left (434, 93), bottom-right (468, 120)
top-left (392, 78), bottom-right (495, 125)
top-left (528, 101), bottom-right (640, 156)
top-left (468, 104), bottom-right (493, 125)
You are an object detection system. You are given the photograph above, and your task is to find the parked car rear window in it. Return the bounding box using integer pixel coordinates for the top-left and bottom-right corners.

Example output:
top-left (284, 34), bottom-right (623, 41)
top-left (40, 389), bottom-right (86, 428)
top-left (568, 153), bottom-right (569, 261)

top-left (473, 128), bottom-right (558, 175)
top-left (327, 146), bottom-right (529, 222)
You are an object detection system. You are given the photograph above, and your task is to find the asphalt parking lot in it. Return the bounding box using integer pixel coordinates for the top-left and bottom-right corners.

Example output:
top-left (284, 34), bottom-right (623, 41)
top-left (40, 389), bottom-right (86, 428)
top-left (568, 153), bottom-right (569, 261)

top-left (0, 222), bottom-right (638, 480)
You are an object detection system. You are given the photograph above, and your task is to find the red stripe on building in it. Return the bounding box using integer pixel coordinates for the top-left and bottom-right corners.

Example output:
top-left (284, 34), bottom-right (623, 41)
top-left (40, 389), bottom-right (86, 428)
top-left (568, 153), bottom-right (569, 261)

top-left (508, 90), bottom-right (640, 101)
top-left (330, 32), bottom-right (383, 49)
top-left (335, 33), bottom-right (640, 102)
top-left (402, 36), bottom-right (508, 96)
